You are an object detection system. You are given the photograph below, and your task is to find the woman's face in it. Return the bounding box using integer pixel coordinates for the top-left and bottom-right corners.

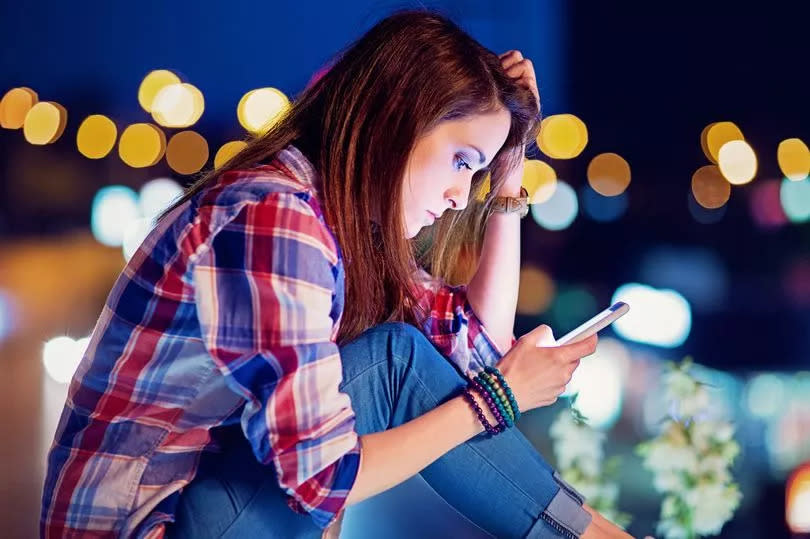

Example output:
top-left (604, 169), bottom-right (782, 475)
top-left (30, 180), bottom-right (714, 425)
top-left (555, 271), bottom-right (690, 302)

top-left (401, 107), bottom-right (512, 238)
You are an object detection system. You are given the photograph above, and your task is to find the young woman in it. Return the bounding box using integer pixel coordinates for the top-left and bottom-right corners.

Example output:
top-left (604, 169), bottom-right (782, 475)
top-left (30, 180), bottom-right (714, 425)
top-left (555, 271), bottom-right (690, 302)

top-left (41, 10), bottom-right (632, 539)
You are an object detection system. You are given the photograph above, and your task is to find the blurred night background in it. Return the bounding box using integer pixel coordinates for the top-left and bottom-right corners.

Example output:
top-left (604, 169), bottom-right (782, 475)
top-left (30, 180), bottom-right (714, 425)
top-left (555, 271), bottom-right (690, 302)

top-left (1, 1), bottom-right (809, 537)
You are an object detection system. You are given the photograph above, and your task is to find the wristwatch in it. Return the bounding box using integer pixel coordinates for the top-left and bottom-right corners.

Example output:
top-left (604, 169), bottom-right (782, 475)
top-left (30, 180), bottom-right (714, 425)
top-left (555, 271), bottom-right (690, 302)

top-left (491, 186), bottom-right (530, 218)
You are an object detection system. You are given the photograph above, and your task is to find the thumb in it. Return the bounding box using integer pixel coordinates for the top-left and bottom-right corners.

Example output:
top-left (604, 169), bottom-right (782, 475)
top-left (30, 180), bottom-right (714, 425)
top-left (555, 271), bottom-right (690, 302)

top-left (521, 324), bottom-right (557, 348)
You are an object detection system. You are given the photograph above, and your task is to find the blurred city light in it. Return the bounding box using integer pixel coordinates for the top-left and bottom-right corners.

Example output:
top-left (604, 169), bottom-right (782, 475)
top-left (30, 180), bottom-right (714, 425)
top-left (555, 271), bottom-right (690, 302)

top-left (780, 176), bottom-right (810, 223)
top-left (562, 337), bottom-right (629, 429)
top-left (138, 69), bottom-right (181, 113)
top-left (166, 130), bottom-right (209, 175)
top-left (777, 138), bottom-right (810, 182)
top-left (746, 373), bottom-right (787, 419)
top-left (237, 87), bottom-right (290, 135)
top-left (688, 190), bottom-right (727, 224)
top-left (530, 179), bottom-right (578, 230)
top-left (611, 283), bottom-right (692, 348)
top-left (0, 87), bottom-right (38, 129)
top-left (23, 101), bottom-right (67, 145)
top-left (522, 159), bottom-right (557, 203)
top-left (702, 121), bottom-right (744, 164)
top-left (76, 114), bottom-right (118, 159)
top-left (119, 123), bottom-right (167, 168)
top-left (516, 265), bottom-right (555, 315)
top-left (640, 247), bottom-right (728, 312)
top-left (581, 184), bottom-right (628, 222)
top-left (536, 113), bottom-right (588, 159)
top-left (42, 336), bottom-right (90, 384)
top-left (786, 462), bottom-right (810, 532)
top-left (151, 83), bottom-right (204, 128)
top-left (139, 178), bottom-right (183, 220)
top-left (691, 165), bottom-right (731, 209)
top-left (214, 140), bottom-right (248, 169)
top-left (586, 152), bottom-right (631, 196)
top-left (749, 179), bottom-right (788, 229)
top-left (718, 139), bottom-right (757, 185)
top-left (91, 186), bottom-right (140, 247)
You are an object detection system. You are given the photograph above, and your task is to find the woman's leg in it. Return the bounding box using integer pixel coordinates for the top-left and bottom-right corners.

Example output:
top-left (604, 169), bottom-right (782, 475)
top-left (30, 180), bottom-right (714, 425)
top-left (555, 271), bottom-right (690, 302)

top-left (337, 322), bottom-right (589, 539)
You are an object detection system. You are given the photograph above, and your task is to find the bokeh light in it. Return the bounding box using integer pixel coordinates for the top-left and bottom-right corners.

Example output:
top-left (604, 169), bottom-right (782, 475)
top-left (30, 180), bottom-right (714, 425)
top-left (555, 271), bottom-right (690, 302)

top-left (611, 283), bottom-right (692, 348)
top-left (166, 130), bottom-right (209, 175)
top-left (42, 336), bottom-right (90, 384)
top-left (122, 217), bottom-right (155, 262)
top-left (718, 139), bottom-right (757, 185)
top-left (787, 463), bottom-right (810, 532)
top-left (214, 140), bottom-right (248, 169)
top-left (119, 123), bottom-right (167, 168)
top-left (0, 87), bottom-right (38, 129)
top-left (536, 114), bottom-right (588, 159)
top-left (152, 83), bottom-right (204, 128)
top-left (581, 184), bottom-right (628, 222)
top-left (586, 152), bottom-right (631, 196)
top-left (516, 265), bottom-right (556, 315)
top-left (702, 121), bottom-right (744, 164)
top-left (563, 337), bottom-right (629, 429)
top-left (778, 138), bottom-right (810, 182)
top-left (139, 177), bottom-right (183, 220)
top-left (530, 180), bottom-right (578, 230)
top-left (691, 165), bottom-right (731, 209)
top-left (91, 186), bottom-right (140, 247)
top-left (688, 191), bottom-right (727, 224)
top-left (522, 159), bottom-right (557, 203)
top-left (783, 257), bottom-right (810, 308)
top-left (138, 69), bottom-right (181, 113)
top-left (749, 179), bottom-right (788, 229)
top-left (237, 87), bottom-right (290, 135)
top-left (550, 286), bottom-right (598, 336)
top-left (0, 290), bottom-right (15, 343)
top-left (780, 177), bottom-right (810, 223)
top-left (640, 247), bottom-right (728, 312)
top-left (76, 114), bottom-right (118, 159)
top-left (746, 373), bottom-right (787, 419)
top-left (23, 101), bottom-right (67, 145)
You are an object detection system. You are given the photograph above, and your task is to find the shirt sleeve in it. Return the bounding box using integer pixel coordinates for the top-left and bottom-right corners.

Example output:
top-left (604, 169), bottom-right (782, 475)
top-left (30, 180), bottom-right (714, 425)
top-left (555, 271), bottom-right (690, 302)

top-left (192, 191), bottom-right (360, 529)
top-left (412, 267), bottom-right (518, 377)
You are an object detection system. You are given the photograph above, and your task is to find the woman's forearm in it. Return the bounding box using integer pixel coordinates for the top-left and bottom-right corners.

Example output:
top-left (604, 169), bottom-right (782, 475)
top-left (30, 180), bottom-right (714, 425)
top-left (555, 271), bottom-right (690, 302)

top-left (345, 389), bottom-right (496, 506)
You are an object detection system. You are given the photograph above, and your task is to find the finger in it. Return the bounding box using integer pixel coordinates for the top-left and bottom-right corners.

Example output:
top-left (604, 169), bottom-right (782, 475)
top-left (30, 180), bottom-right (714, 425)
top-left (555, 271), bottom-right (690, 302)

top-left (558, 334), bottom-right (598, 361)
top-left (505, 59), bottom-right (534, 79)
top-left (520, 324), bottom-right (556, 347)
top-left (499, 50), bottom-right (524, 70)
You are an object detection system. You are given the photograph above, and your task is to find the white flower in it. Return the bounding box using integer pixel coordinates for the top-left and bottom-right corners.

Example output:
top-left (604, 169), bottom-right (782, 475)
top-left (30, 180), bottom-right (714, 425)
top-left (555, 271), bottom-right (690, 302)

top-left (685, 483), bottom-right (740, 535)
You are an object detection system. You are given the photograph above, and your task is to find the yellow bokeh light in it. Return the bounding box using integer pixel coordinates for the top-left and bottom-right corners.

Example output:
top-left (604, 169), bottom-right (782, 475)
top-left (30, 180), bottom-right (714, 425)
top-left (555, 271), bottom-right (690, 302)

top-left (718, 139), bottom-right (757, 185)
top-left (691, 165), bottom-right (731, 209)
top-left (536, 114), bottom-right (588, 159)
top-left (152, 83), bottom-right (204, 128)
top-left (1, 87), bottom-right (39, 129)
top-left (587, 152), bottom-right (631, 196)
top-left (166, 131), bottom-right (210, 175)
top-left (703, 121), bottom-right (744, 164)
top-left (23, 101), bottom-right (67, 145)
top-left (77, 114), bottom-right (118, 159)
top-left (778, 138), bottom-right (810, 182)
top-left (517, 265), bottom-right (556, 315)
top-left (523, 160), bottom-right (557, 203)
top-left (119, 123), bottom-right (167, 168)
top-left (475, 172), bottom-right (492, 202)
top-left (214, 140), bottom-right (248, 169)
top-left (138, 70), bottom-right (181, 113)
top-left (237, 88), bottom-right (291, 135)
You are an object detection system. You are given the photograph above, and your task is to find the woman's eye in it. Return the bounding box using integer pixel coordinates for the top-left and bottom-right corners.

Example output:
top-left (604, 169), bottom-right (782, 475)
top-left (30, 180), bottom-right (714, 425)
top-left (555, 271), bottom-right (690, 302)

top-left (454, 155), bottom-right (472, 171)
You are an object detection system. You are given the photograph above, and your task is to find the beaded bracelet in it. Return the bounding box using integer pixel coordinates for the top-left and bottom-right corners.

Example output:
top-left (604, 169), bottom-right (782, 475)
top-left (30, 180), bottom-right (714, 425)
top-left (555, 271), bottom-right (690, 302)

top-left (461, 387), bottom-right (501, 436)
top-left (475, 375), bottom-right (514, 429)
top-left (479, 371), bottom-right (515, 421)
top-left (484, 366), bottom-right (521, 421)
top-left (469, 379), bottom-right (509, 431)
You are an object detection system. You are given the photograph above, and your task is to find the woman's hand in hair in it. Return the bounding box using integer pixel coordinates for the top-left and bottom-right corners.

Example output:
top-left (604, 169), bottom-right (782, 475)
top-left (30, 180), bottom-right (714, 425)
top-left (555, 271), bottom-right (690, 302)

top-left (499, 49), bottom-right (539, 111)
top-left (495, 324), bottom-right (597, 412)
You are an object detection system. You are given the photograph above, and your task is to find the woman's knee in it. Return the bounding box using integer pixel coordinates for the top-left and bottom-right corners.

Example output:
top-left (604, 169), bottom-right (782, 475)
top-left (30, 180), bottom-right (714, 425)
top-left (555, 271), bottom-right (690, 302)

top-left (338, 322), bottom-right (436, 379)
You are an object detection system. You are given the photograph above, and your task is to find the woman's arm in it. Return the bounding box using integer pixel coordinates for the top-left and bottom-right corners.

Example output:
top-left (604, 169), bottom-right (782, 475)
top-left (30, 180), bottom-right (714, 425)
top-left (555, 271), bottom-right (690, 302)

top-left (345, 388), bottom-right (496, 505)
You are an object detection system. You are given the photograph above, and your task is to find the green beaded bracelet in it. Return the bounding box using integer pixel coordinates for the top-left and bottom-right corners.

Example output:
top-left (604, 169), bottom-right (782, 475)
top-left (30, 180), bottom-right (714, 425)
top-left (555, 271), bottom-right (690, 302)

top-left (485, 366), bottom-right (521, 421)
top-left (476, 374), bottom-right (514, 428)
top-left (480, 371), bottom-right (514, 419)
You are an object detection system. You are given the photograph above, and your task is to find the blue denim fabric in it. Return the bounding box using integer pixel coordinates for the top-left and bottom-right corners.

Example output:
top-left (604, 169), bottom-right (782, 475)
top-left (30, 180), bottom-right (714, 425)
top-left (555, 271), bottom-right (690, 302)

top-left (170, 322), bottom-right (589, 538)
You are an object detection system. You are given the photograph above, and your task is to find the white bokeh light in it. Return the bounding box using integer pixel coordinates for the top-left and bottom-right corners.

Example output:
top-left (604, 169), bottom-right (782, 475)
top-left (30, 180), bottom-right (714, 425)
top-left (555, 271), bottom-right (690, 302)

top-left (42, 336), bottom-right (90, 384)
top-left (139, 178), bottom-right (183, 220)
top-left (122, 217), bottom-right (156, 262)
top-left (611, 283), bottom-right (692, 348)
top-left (561, 337), bottom-right (629, 429)
top-left (530, 180), bottom-right (578, 231)
top-left (91, 186), bottom-right (140, 247)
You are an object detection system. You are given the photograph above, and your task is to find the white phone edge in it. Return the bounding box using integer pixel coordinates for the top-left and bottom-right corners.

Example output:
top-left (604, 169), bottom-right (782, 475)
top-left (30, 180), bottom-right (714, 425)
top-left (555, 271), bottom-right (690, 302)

top-left (555, 301), bottom-right (630, 346)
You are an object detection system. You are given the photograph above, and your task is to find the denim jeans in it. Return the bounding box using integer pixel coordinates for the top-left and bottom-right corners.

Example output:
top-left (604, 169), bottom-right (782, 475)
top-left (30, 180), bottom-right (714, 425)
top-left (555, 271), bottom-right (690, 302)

top-left (170, 322), bottom-right (591, 538)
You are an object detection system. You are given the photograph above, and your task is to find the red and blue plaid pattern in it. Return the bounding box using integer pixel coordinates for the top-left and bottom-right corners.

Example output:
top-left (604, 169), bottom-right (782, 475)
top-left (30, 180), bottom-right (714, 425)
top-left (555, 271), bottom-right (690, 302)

top-left (41, 145), bottom-right (510, 538)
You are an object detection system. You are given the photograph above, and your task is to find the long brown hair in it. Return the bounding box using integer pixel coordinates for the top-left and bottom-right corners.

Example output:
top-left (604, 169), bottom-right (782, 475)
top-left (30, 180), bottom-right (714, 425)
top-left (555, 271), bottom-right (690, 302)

top-left (165, 10), bottom-right (540, 344)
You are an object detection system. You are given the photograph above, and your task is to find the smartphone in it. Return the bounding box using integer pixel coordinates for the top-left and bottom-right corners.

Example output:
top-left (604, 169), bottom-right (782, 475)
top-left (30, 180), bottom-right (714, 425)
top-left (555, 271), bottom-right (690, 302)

top-left (555, 301), bottom-right (630, 345)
